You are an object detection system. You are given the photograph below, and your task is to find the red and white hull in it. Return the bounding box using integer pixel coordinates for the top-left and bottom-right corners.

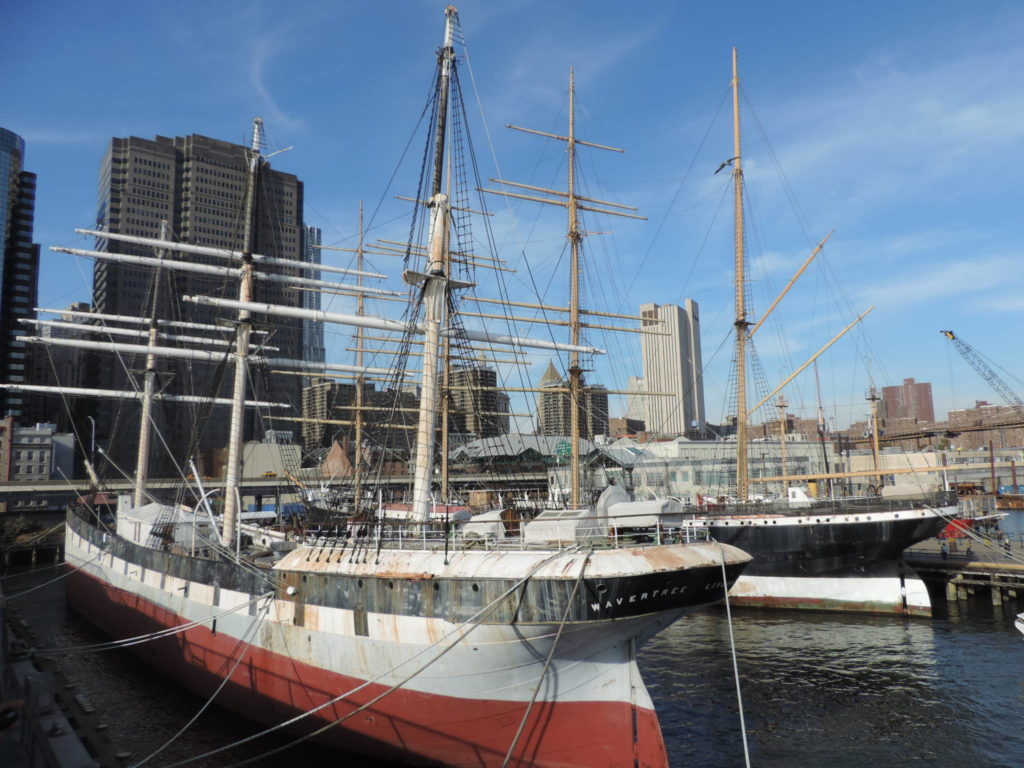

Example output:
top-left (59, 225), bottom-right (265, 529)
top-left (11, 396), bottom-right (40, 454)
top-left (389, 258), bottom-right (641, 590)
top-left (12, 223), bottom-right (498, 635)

top-left (65, 513), bottom-right (749, 766)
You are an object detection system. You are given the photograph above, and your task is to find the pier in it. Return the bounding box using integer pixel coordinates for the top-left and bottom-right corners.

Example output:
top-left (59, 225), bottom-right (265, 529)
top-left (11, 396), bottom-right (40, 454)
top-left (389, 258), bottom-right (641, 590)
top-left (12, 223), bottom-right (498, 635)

top-left (903, 535), bottom-right (1024, 605)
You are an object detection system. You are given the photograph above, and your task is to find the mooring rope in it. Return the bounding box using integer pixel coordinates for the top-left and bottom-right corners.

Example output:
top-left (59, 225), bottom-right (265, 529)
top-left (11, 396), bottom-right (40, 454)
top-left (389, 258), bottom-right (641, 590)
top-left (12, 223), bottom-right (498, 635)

top-left (5, 545), bottom-right (108, 601)
top-left (34, 591), bottom-right (275, 656)
top-left (500, 548), bottom-right (592, 768)
top-left (719, 543), bottom-right (751, 768)
top-left (129, 593), bottom-right (274, 768)
top-left (156, 546), bottom-right (581, 768)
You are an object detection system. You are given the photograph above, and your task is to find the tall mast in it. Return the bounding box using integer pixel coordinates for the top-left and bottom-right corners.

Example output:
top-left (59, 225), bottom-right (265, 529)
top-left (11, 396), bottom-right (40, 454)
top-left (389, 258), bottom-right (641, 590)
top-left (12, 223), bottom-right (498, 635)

top-left (775, 394), bottom-right (788, 493)
top-left (486, 69), bottom-right (640, 508)
top-left (731, 47), bottom-right (750, 502)
top-left (223, 117), bottom-right (263, 547)
top-left (410, 6), bottom-right (456, 522)
top-left (440, 149), bottom-right (453, 502)
top-left (813, 360), bottom-right (833, 498)
top-left (134, 219), bottom-right (169, 506)
top-left (567, 68), bottom-right (584, 509)
top-left (353, 202), bottom-right (365, 514)
top-left (867, 384), bottom-right (882, 491)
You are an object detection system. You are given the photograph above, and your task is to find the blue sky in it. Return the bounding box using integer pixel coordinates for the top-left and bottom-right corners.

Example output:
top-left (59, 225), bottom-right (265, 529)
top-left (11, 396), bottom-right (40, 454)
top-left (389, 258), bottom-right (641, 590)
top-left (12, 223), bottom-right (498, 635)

top-left (4, 0), bottom-right (1024, 431)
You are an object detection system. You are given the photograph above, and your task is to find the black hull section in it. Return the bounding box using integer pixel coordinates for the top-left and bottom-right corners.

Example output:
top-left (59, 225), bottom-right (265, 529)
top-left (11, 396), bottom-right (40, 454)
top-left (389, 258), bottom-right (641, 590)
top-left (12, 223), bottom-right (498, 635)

top-left (707, 514), bottom-right (947, 579)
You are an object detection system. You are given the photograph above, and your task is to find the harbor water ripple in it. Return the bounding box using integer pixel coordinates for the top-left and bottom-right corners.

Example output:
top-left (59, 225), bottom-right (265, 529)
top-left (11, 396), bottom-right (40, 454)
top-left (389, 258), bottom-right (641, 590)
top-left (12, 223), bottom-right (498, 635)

top-left (641, 602), bottom-right (1024, 767)
top-left (6, 567), bottom-right (1023, 767)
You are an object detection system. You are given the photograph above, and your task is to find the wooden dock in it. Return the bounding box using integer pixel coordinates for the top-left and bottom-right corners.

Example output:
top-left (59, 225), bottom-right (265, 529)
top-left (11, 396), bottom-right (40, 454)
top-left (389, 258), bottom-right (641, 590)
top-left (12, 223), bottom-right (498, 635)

top-left (903, 536), bottom-right (1024, 605)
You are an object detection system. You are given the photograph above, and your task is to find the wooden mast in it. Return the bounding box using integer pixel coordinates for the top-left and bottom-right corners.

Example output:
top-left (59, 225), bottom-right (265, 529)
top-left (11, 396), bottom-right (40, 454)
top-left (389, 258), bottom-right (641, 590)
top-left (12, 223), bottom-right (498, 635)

top-left (732, 48), bottom-right (751, 502)
top-left (223, 117), bottom-right (263, 548)
top-left (775, 394), bottom-right (788, 492)
top-left (353, 202), bottom-right (365, 514)
top-left (410, 6), bottom-right (456, 522)
top-left (867, 385), bottom-right (883, 491)
top-left (133, 219), bottom-right (168, 507)
top-left (567, 68), bottom-right (584, 509)
top-left (487, 71), bottom-right (641, 509)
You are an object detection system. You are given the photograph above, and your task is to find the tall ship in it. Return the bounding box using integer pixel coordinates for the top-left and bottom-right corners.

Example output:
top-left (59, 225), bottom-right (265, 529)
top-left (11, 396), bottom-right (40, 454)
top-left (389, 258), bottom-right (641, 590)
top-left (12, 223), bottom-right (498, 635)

top-left (619, 49), bottom-right (954, 616)
top-left (663, 48), bottom-right (950, 618)
top-left (35, 8), bottom-right (751, 767)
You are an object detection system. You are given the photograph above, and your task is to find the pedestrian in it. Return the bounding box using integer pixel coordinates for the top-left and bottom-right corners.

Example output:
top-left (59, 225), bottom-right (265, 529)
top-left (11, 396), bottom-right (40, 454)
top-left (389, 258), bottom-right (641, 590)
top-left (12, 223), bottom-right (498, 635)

top-left (940, 542), bottom-right (949, 561)
top-left (966, 542), bottom-right (974, 558)
top-left (1004, 538), bottom-right (1012, 554)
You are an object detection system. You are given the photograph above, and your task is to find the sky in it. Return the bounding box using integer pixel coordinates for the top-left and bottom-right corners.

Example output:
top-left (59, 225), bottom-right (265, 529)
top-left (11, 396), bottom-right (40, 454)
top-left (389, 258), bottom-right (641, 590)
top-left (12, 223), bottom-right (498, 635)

top-left (4, 0), bottom-right (1024, 432)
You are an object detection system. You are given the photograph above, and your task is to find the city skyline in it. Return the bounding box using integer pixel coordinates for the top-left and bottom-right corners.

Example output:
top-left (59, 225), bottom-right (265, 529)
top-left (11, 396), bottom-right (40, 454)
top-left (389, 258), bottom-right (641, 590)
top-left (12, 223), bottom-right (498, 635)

top-left (5, 1), bottom-right (1024, 430)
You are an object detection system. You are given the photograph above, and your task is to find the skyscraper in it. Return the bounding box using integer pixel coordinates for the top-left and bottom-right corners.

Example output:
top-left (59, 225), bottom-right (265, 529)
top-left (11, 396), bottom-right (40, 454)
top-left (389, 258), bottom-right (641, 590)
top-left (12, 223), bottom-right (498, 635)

top-left (0, 127), bottom-right (40, 421)
top-left (448, 364), bottom-right (509, 438)
top-left (536, 361), bottom-right (609, 438)
top-left (638, 300), bottom-right (704, 435)
top-left (882, 378), bottom-right (935, 423)
top-left (301, 225), bottom-right (325, 367)
top-left (91, 131), bottom-right (305, 474)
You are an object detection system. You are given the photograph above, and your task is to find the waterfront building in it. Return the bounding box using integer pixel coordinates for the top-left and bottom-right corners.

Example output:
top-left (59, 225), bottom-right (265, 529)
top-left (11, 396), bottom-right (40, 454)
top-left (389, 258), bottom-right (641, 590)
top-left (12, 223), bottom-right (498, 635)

top-left (0, 127), bottom-right (41, 421)
top-left (553, 434), bottom-right (840, 503)
top-left (609, 417), bottom-right (645, 438)
top-left (638, 300), bottom-right (704, 436)
top-left (8, 422), bottom-right (75, 483)
top-left (882, 377), bottom-right (935, 423)
top-left (536, 361), bottom-right (609, 439)
top-left (91, 131), bottom-right (305, 474)
top-left (947, 401), bottom-right (1024, 450)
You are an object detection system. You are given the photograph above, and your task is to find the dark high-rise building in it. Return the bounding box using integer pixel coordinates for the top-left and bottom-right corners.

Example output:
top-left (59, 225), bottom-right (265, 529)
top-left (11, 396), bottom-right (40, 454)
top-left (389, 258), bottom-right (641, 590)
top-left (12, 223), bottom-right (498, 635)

top-left (0, 127), bottom-right (41, 421)
top-left (448, 365), bottom-right (508, 438)
top-left (301, 378), bottom-right (418, 461)
top-left (91, 131), bottom-right (305, 475)
top-left (301, 225), bottom-right (325, 368)
top-left (536, 361), bottom-right (609, 439)
top-left (882, 377), bottom-right (935, 423)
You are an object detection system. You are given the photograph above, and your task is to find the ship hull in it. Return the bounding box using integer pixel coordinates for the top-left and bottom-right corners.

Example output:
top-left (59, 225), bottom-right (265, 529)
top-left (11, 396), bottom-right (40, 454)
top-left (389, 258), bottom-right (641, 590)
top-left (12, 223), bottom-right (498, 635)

top-left (65, 512), bottom-right (747, 766)
top-left (65, 567), bottom-right (669, 767)
top-left (686, 502), bottom-right (953, 615)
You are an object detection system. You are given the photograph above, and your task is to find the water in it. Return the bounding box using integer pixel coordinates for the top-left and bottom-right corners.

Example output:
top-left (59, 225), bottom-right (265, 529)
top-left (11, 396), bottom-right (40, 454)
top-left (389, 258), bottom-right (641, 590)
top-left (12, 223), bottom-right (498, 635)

top-left (5, 568), bottom-right (1023, 767)
top-left (643, 603), bottom-right (1024, 768)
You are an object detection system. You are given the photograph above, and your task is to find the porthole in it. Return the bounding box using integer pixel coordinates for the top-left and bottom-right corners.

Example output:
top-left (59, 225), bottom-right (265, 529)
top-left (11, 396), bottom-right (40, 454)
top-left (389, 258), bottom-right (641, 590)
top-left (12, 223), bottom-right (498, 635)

top-left (388, 581), bottom-right (394, 589)
top-left (596, 584), bottom-right (608, 593)
top-left (433, 582), bottom-right (440, 591)
top-left (358, 579), bottom-right (363, 588)
top-left (472, 584), bottom-right (479, 592)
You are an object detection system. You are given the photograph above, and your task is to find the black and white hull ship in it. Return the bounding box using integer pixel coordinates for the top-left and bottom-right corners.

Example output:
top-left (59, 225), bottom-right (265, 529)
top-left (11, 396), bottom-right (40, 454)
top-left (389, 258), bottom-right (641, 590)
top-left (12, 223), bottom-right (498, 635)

top-left (679, 488), bottom-right (954, 615)
top-left (596, 48), bottom-right (957, 618)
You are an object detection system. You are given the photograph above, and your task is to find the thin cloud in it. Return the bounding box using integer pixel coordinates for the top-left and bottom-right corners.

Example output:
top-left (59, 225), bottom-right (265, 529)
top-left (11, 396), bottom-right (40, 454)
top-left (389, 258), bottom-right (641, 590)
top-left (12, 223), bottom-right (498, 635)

top-left (856, 254), bottom-right (1016, 307)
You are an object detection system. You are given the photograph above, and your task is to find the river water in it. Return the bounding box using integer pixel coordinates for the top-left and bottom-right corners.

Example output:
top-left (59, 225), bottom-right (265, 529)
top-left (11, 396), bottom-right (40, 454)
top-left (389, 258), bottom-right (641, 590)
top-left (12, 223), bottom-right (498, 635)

top-left (5, 568), bottom-right (1023, 768)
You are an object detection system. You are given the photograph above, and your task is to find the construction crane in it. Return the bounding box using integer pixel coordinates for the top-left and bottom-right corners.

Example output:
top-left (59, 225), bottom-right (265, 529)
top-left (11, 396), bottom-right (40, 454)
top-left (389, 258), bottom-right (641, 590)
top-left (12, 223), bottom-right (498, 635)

top-left (941, 330), bottom-right (1024, 413)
